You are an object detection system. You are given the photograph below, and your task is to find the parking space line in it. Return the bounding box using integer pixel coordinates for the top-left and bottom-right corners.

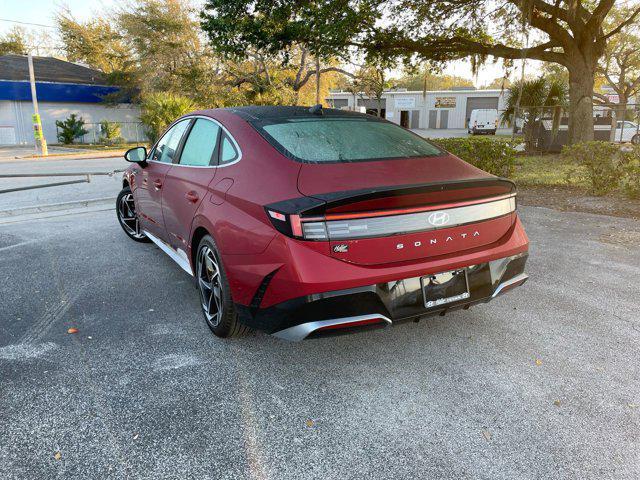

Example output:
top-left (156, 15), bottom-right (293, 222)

top-left (0, 239), bottom-right (39, 252)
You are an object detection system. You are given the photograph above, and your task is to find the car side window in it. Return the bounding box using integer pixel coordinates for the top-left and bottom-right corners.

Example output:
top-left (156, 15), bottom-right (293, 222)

top-left (151, 120), bottom-right (190, 163)
top-left (219, 134), bottom-right (239, 165)
top-left (179, 119), bottom-right (221, 167)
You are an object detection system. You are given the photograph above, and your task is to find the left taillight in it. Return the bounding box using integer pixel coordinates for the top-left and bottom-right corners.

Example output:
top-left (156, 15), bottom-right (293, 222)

top-left (266, 209), bottom-right (305, 238)
top-left (266, 209), bottom-right (328, 240)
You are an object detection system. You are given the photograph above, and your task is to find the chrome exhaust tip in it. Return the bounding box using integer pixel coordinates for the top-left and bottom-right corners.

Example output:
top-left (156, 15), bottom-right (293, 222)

top-left (272, 314), bottom-right (392, 342)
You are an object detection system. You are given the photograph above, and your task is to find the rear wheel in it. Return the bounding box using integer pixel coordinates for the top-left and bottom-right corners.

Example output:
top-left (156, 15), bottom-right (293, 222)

top-left (116, 187), bottom-right (149, 242)
top-left (196, 235), bottom-right (249, 338)
top-left (632, 134), bottom-right (640, 145)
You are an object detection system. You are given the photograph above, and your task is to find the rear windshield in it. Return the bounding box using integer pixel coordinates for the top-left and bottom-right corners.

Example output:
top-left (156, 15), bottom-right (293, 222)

top-left (251, 117), bottom-right (442, 163)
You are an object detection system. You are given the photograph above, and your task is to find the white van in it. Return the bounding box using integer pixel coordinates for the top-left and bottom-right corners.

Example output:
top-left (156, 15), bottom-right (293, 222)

top-left (468, 109), bottom-right (499, 135)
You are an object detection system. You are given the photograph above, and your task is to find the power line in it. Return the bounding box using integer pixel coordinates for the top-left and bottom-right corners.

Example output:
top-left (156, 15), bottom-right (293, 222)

top-left (0, 18), bottom-right (56, 29)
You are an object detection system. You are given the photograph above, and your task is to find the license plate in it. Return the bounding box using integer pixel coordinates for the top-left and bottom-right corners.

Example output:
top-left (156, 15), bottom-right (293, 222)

top-left (421, 269), bottom-right (470, 308)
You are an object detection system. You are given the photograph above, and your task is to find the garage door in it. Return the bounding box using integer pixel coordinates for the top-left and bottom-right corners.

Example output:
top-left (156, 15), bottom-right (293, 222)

top-left (330, 99), bottom-right (348, 108)
top-left (357, 98), bottom-right (387, 110)
top-left (0, 126), bottom-right (16, 145)
top-left (465, 97), bottom-right (499, 127)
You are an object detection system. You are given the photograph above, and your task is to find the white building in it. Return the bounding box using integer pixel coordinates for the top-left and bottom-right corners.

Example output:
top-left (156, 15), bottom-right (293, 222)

top-left (327, 88), bottom-right (508, 129)
top-left (0, 54), bottom-right (141, 145)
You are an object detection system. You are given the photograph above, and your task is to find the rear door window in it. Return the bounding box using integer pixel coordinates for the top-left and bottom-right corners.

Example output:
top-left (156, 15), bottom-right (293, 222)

top-left (219, 134), bottom-right (239, 165)
top-left (179, 119), bottom-right (221, 167)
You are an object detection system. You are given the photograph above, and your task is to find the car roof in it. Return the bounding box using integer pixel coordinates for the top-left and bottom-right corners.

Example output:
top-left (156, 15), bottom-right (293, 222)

top-left (218, 105), bottom-right (376, 122)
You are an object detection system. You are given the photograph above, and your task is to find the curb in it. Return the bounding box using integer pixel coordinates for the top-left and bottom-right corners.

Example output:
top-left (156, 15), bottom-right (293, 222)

top-left (0, 197), bottom-right (116, 218)
top-left (0, 151), bottom-right (127, 163)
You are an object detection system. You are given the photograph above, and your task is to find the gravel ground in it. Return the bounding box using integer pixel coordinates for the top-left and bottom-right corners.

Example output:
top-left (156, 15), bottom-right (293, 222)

top-left (0, 205), bottom-right (638, 479)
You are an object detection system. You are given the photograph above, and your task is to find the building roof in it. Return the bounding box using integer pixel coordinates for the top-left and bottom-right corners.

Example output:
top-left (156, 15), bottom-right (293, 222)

top-left (329, 89), bottom-right (504, 96)
top-left (0, 54), bottom-right (107, 85)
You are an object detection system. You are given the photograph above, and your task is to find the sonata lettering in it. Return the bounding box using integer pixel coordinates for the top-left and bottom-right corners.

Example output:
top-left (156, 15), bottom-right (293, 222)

top-left (395, 230), bottom-right (480, 251)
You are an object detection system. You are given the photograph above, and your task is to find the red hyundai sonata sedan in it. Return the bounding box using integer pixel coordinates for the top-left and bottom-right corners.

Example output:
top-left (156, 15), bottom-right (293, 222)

top-left (117, 106), bottom-right (528, 340)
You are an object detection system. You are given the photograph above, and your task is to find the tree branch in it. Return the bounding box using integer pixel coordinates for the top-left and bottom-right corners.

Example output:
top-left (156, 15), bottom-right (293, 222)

top-left (602, 5), bottom-right (640, 41)
top-left (529, 10), bottom-right (575, 51)
top-left (528, 0), bottom-right (571, 25)
top-left (296, 66), bottom-right (354, 90)
top-left (293, 48), bottom-right (308, 89)
top-left (363, 36), bottom-right (567, 66)
top-left (585, 0), bottom-right (615, 37)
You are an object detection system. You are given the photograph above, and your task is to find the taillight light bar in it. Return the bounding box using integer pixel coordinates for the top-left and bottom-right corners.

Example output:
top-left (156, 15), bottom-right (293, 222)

top-left (266, 194), bottom-right (516, 242)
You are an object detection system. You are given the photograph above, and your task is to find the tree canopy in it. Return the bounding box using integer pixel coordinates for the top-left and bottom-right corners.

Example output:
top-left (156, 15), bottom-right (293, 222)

top-left (0, 27), bottom-right (29, 56)
top-left (200, 0), bottom-right (640, 143)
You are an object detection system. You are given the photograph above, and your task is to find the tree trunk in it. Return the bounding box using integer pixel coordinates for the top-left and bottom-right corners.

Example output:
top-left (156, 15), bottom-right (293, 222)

top-left (567, 65), bottom-right (595, 144)
top-left (315, 57), bottom-right (321, 105)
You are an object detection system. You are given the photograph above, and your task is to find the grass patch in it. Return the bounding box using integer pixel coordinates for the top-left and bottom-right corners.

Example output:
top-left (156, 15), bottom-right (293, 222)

top-left (511, 154), bottom-right (589, 188)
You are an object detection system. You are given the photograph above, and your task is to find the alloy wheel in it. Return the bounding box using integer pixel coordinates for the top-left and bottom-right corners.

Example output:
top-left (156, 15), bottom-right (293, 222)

top-left (197, 246), bottom-right (223, 327)
top-left (118, 193), bottom-right (146, 240)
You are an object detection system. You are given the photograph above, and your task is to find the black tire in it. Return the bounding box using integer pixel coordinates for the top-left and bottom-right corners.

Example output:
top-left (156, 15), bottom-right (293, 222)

top-left (116, 186), bottom-right (150, 242)
top-left (632, 134), bottom-right (640, 145)
top-left (196, 235), bottom-right (249, 338)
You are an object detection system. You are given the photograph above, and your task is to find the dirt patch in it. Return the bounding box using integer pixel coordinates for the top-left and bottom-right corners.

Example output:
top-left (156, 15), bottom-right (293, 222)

top-left (599, 230), bottom-right (640, 248)
top-left (518, 185), bottom-right (640, 220)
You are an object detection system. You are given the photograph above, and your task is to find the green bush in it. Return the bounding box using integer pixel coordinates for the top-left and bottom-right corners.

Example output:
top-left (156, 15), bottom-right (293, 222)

top-left (430, 137), bottom-right (519, 177)
top-left (620, 149), bottom-right (640, 199)
top-left (561, 141), bottom-right (624, 196)
top-left (55, 114), bottom-right (88, 144)
top-left (98, 120), bottom-right (124, 145)
top-left (561, 142), bottom-right (640, 199)
top-left (140, 92), bottom-right (195, 143)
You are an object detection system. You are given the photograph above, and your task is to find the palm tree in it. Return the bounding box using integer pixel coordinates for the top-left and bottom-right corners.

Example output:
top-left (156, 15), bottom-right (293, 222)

top-left (502, 77), bottom-right (568, 151)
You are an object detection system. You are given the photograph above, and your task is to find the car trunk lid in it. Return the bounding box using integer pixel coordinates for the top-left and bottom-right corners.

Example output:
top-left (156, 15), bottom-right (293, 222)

top-left (295, 156), bottom-right (517, 266)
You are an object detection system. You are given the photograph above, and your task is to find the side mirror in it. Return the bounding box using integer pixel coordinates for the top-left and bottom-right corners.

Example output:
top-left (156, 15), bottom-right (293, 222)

top-left (125, 146), bottom-right (147, 164)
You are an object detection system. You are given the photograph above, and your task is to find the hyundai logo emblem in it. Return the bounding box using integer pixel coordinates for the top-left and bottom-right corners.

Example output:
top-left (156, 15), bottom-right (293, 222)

top-left (428, 211), bottom-right (450, 226)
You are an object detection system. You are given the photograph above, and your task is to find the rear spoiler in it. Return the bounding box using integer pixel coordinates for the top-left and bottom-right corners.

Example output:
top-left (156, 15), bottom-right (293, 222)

top-left (267, 177), bottom-right (516, 216)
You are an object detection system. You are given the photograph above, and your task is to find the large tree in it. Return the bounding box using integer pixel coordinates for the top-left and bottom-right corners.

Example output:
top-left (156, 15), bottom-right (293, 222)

top-left (200, 0), bottom-right (640, 144)
top-left (356, 64), bottom-right (390, 116)
top-left (57, 11), bottom-right (131, 74)
top-left (0, 27), bottom-right (29, 56)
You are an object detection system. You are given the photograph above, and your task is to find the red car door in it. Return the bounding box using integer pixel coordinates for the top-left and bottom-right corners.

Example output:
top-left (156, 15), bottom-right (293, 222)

top-left (135, 119), bottom-right (191, 240)
top-left (161, 118), bottom-right (221, 253)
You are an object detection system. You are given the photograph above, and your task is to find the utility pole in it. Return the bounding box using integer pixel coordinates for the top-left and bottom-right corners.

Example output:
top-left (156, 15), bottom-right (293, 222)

top-left (28, 53), bottom-right (48, 156)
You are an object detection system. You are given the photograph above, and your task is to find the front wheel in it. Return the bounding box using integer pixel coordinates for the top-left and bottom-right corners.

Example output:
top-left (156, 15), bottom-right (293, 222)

top-left (196, 235), bottom-right (249, 338)
top-left (632, 134), bottom-right (640, 145)
top-left (116, 187), bottom-right (149, 242)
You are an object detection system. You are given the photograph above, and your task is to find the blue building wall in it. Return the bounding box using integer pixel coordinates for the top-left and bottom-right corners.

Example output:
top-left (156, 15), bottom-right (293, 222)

top-left (0, 80), bottom-right (122, 103)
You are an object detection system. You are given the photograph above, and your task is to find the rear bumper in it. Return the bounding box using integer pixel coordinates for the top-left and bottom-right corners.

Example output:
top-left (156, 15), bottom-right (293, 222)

top-left (236, 252), bottom-right (528, 340)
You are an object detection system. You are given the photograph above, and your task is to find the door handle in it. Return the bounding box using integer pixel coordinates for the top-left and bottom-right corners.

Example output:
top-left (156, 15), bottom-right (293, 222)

top-left (185, 191), bottom-right (199, 203)
top-left (153, 179), bottom-right (163, 190)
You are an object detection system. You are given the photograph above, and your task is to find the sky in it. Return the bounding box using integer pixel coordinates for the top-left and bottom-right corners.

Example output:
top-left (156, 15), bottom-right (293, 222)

top-left (0, 0), bottom-right (537, 87)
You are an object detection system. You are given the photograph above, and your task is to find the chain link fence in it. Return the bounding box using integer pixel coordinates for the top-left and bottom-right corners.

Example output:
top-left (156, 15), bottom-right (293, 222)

top-left (505, 102), bottom-right (640, 152)
top-left (55, 121), bottom-right (146, 146)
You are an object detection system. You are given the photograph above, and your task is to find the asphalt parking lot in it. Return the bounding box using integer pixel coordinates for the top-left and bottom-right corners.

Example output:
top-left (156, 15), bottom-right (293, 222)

top-left (1, 204), bottom-right (639, 479)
